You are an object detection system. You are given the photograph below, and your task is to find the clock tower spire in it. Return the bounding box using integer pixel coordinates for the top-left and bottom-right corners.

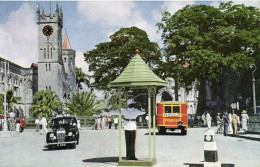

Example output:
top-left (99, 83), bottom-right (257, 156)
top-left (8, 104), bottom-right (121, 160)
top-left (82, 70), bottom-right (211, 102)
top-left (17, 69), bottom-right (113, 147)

top-left (36, 3), bottom-right (65, 100)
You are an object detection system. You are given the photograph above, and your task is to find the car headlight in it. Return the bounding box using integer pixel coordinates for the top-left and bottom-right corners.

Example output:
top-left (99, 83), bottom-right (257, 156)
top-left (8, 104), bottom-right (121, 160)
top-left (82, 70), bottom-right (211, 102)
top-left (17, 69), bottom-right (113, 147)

top-left (68, 132), bottom-right (73, 136)
top-left (49, 133), bottom-right (54, 138)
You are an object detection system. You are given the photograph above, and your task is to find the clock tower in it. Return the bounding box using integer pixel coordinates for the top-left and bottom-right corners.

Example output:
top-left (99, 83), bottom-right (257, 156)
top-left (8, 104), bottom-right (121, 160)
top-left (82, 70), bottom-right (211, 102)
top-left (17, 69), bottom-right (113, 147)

top-left (36, 3), bottom-right (66, 100)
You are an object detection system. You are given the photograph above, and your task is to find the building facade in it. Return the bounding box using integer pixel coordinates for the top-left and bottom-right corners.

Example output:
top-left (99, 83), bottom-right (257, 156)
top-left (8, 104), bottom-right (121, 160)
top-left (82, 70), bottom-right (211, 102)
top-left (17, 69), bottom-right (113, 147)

top-left (0, 3), bottom-right (76, 118)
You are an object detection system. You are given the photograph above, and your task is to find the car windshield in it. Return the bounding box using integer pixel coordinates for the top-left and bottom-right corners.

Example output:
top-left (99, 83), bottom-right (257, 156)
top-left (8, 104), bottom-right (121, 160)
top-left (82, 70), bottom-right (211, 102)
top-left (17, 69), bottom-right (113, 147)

top-left (52, 118), bottom-right (76, 127)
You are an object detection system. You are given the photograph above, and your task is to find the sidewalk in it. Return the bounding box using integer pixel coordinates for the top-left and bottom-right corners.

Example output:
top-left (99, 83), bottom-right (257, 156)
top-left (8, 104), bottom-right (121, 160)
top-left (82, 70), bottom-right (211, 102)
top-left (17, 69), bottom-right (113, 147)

top-left (228, 130), bottom-right (260, 141)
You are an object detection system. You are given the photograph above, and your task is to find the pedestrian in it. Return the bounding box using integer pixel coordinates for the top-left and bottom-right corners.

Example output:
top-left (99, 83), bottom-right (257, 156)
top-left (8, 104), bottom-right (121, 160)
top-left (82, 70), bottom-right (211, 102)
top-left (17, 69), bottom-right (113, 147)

top-left (8, 111), bottom-right (15, 131)
top-left (216, 113), bottom-right (222, 134)
top-left (228, 112), bottom-right (232, 134)
top-left (231, 110), bottom-right (238, 135)
top-left (40, 115), bottom-right (48, 134)
top-left (15, 116), bottom-right (20, 132)
top-left (206, 111), bottom-right (212, 129)
top-left (114, 116), bottom-right (118, 129)
top-left (101, 116), bottom-right (106, 130)
top-left (35, 117), bottom-right (40, 132)
top-left (201, 112), bottom-right (206, 126)
top-left (108, 116), bottom-right (112, 129)
top-left (241, 110), bottom-right (249, 133)
top-left (97, 116), bottom-right (101, 130)
top-left (122, 99), bottom-right (146, 160)
top-left (223, 112), bottom-right (229, 136)
top-left (77, 119), bottom-right (81, 130)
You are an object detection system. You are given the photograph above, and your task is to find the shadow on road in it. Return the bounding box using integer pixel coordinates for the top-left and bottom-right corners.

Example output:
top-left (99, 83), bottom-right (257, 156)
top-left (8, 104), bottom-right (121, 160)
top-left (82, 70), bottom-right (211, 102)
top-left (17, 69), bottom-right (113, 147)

top-left (82, 157), bottom-right (119, 164)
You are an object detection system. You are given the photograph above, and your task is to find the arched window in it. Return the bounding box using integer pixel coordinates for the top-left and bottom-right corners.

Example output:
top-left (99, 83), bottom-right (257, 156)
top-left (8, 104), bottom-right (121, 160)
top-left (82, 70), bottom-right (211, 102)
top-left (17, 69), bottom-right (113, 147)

top-left (44, 48), bottom-right (46, 59)
top-left (47, 45), bottom-right (49, 59)
top-left (51, 48), bottom-right (52, 59)
top-left (49, 64), bottom-right (51, 71)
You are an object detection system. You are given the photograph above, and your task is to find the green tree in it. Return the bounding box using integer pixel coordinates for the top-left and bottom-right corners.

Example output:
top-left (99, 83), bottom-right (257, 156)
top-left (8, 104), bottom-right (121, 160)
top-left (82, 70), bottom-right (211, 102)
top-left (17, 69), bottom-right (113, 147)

top-left (6, 89), bottom-right (21, 110)
top-left (65, 91), bottom-right (104, 116)
top-left (157, 2), bottom-right (260, 110)
top-left (158, 2), bottom-right (259, 88)
top-left (76, 67), bottom-right (91, 91)
top-left (30, 90), bottom-right (63, 117)
top-left (84, 26), bottom-right (161, 90)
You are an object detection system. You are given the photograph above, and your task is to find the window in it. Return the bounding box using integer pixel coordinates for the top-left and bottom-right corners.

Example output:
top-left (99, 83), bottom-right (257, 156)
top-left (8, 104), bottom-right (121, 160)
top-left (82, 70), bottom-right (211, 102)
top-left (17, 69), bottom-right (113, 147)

top-left (172, 106), bottom-right (180, 113)
top-left (49, 86), bottom-right (51, 90)
top-left (51, 48), bottom-right (52, 59)
top-left (164, 106), bottom-right (171, 113)
top-left (49, 64), bottom-right (51, 71)
top-left (64, 58), bottom-right (66, 63)
top-left (46, 64), bottom-right (47, 71)
top-left (46, 86), bottom-right (48, 90)
top-left (47, 45), bottom-right (49, 59)
top-left (44, 48), bottom-right (46, 59)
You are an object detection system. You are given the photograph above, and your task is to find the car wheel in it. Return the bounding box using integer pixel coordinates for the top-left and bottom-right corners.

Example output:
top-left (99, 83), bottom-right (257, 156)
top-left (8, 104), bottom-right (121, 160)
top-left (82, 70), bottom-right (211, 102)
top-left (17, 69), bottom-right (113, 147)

top-left (48, 145), bottom-right (56, 150)
top-left (71, 143), bottom-right (76, 149)
top-left (158, 127), bottom-right (166, 135)
top-left (77, 139), bottom-right (79, 145)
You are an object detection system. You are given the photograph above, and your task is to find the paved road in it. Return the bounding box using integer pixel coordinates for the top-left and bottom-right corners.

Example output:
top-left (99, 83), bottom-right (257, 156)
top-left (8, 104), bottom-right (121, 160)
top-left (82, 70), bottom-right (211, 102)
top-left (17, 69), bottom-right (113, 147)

top-left (0, 127), bottom-right (259, 167)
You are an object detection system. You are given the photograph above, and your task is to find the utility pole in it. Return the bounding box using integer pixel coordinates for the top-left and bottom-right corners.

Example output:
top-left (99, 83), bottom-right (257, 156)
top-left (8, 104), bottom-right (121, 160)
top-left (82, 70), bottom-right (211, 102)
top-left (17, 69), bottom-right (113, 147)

top-left (24, 78), bottom-right (27, 118)
top-left (3, 60), bottom-right (8, 131)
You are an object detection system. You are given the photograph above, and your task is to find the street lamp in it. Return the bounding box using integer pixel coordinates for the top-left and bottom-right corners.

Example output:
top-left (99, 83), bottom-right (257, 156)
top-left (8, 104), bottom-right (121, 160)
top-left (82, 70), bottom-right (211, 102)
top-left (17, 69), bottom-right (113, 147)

top-left (250, 64), bottom-right (257, 115)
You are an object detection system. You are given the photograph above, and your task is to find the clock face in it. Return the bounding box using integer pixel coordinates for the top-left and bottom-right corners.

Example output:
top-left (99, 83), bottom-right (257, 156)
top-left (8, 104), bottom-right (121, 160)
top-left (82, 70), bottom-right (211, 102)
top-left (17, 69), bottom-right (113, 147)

top-left (42, 25), bottom-right (53, 36)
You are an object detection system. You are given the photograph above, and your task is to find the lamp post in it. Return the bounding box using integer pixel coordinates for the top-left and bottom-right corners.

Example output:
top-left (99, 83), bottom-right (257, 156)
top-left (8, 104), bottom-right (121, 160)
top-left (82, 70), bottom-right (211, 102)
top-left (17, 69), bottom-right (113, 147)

top-left (250, 64), bottom-right (257, 115)
top-left (3, 60), bottom-right (8, 131)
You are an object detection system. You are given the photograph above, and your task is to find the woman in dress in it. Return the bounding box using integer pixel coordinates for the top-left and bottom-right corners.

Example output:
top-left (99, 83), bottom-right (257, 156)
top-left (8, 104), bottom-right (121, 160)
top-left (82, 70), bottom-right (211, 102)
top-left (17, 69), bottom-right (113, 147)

top-left (241, 110), bottom-right (249, 133)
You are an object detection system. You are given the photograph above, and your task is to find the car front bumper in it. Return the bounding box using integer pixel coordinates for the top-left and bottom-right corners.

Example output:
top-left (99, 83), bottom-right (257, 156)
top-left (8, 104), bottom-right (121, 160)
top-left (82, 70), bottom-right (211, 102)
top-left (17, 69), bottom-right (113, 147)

top-left (47, 141), bottom-right (76, 145)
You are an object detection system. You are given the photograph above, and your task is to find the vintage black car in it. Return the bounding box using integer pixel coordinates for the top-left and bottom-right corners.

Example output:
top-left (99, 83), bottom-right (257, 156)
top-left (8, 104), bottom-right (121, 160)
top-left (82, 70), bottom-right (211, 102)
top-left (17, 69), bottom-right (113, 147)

top-left (46, 115), bottom-right (79, 150)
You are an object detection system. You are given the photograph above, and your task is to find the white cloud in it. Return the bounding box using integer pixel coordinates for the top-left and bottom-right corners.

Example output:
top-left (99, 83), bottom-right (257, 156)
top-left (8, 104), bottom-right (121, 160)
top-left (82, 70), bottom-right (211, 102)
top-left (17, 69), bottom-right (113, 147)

top-left (161, 1), bottom-right (195, 15)
top-left (0, 3), bottom-right (37, 68)
top-left (75, 51), bottom-right (93, 76)
top-left (77, 1), bottom-right (138, 27)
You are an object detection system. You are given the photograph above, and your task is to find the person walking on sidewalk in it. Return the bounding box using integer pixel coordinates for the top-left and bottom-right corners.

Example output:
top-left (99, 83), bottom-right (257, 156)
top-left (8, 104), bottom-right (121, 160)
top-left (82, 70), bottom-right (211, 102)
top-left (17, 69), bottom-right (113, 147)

top-left (223, 112), bottom-right (229, 136)
top-left (206, 111), bottom-right (212, 129)
top-left (231, 110), bottom-right (238, 135)
top-left (108, 116), bottom-right (112, 129)
top-left (216, 113), bottom-right (223, 134)
top-left (40, 115), bottom-right (48, 134)
top-left (241, 110), bottom-right (249, 133)
top-left (114, 117), bottom-right (118, 129)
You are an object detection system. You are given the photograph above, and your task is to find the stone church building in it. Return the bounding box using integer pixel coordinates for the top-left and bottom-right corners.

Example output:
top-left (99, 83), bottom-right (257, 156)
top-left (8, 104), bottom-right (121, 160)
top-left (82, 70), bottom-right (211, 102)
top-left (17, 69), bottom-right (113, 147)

top-left (0, 3), bottom-right (76, 118)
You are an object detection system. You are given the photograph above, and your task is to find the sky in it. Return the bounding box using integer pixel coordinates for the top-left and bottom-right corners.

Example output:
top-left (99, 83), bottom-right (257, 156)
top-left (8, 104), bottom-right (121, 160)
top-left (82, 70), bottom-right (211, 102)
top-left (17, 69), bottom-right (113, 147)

top-left (0, 0), bottom-right (258, 97)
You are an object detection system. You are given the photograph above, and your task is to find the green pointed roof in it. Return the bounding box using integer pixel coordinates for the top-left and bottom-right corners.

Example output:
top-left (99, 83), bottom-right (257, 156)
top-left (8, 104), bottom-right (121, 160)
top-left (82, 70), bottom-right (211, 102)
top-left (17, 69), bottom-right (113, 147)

top-left (108, 53), bottom-right (168, 88)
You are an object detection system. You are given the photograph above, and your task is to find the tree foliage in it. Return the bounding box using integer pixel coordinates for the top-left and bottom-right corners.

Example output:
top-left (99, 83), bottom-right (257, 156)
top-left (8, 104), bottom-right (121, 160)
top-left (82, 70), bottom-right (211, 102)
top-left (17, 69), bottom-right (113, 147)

top-left (157, 2), bottom-right (260, 89)
top-left (84, 26), bottom-right (161, 90)
top-left (30, 90), bottom-right (63, 117)
top-left (6, 89), bottom-right (21, 110)
top-left (65, 91), bottom-right (104, 116)
top-left (76, 67), bottom-right (91, 91)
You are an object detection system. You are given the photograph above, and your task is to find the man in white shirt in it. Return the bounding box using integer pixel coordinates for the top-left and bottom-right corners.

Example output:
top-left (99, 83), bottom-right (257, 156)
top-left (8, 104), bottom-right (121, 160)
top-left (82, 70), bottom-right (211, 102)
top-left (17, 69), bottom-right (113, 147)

top-left (40, 115), bottom-right (48, 134)
top-left (122, 99), bottom-right (146, 160)
top-left (114, 117), bottom-right (118, 129)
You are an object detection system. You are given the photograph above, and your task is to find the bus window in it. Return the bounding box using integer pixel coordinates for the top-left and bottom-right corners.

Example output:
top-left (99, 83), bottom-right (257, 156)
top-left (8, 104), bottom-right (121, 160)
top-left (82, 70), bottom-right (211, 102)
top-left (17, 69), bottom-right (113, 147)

top-left (173, 106), bottom-right (180, 113)
top-left (165, 106), bottom-right (171, 113)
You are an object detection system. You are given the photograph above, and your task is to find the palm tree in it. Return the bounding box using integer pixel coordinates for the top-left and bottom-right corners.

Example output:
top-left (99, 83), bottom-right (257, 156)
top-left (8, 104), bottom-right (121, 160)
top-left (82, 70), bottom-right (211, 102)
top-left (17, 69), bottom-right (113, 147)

top-left (76, 67), bottom-right (91, 91)
top-left (65, 91), bottom-right (104, 116)
top-left (6, 89), bottom-right (21, 111)
top-left (30, 90), bottom-right (63, 117)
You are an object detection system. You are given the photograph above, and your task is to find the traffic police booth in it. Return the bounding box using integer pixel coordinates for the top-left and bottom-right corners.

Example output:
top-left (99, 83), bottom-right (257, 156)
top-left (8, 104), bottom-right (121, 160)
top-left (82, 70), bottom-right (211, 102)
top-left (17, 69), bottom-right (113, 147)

top-left (108, 50), bottom-right (167, 166)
